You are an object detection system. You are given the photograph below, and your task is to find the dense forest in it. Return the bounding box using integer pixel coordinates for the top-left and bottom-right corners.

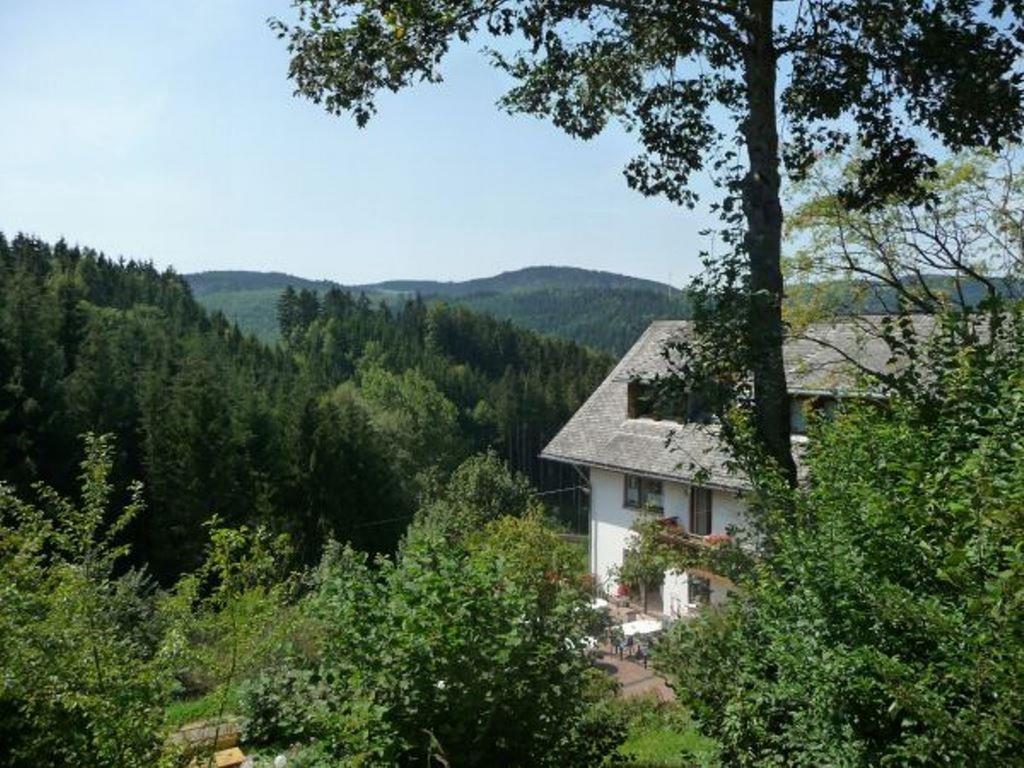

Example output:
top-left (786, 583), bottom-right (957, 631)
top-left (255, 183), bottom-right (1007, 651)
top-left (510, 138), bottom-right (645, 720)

top-left (0, 232), bottom-right (610, 582)
top-left (455, 287), bottom-right (691, 354)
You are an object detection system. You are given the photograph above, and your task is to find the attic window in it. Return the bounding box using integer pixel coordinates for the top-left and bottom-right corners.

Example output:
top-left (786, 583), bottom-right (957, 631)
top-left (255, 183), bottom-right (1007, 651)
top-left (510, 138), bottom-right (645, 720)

top-left (627, 380), bottom-right (714, 424)
top-left (790, 395), bottom-right (838, 435)
top-left (684, 390), bottom-right (713, 425)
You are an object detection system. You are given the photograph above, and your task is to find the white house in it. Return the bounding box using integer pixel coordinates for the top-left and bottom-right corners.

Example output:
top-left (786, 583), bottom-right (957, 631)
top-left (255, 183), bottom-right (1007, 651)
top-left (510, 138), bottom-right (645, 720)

top-left (541, 318), bottom-right (921, 618)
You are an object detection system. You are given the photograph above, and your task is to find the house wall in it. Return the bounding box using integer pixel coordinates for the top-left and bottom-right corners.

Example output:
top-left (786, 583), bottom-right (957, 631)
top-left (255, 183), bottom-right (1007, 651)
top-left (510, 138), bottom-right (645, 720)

top-left (662, 569), bottom-right (734, 617)
top-left (589, 466), bottom-right (748, 614)
top-left (590, 467), bottom-right (642, 594)
top-left (711, 488), bottom-right (747, 537)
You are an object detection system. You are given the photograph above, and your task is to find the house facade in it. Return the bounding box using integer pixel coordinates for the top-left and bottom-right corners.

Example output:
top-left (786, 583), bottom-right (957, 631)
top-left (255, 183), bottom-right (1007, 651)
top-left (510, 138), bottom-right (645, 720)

top-left (541, 319), bottom-right (917, 618)
top-left (588, 466), bottom-right (746, 614)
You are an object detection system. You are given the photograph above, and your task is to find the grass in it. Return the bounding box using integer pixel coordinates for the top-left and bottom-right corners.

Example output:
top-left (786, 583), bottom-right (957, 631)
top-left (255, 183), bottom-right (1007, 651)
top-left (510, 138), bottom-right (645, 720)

top-left (164, 685), bottom-right (242, 730)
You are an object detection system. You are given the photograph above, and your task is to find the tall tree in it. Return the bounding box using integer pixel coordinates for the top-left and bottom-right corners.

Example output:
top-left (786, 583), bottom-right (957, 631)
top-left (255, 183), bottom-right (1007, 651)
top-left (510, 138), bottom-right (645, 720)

top-left (277, 285), bottom-right (298, 343)
top-left (272, 0), bottom-right (1024, 481)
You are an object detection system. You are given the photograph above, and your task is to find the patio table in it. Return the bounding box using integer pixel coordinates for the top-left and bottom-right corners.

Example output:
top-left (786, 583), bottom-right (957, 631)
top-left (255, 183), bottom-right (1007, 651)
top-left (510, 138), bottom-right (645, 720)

top-left (619, 618), bottom-right (663, 637)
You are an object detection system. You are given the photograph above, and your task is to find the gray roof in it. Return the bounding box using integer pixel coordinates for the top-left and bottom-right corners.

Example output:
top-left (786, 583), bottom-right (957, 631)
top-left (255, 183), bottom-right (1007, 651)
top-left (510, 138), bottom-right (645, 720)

top-left (541, 317), bottom-right (933, 490)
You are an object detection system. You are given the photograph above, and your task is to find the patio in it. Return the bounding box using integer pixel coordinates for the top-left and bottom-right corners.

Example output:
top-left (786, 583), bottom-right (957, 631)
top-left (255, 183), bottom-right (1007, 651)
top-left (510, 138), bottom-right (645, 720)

top-left (590, 597), bottom-right (676, 701)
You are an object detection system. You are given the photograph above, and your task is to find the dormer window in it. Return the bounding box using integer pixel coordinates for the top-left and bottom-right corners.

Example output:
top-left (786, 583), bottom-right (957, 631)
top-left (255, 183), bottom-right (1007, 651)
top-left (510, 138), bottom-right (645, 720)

top-left (684, 390), bottom-right (713, 425)
top-left (627, 380), bottom-right (712, 424)
top-left (790, 395), bottom-right (838, 435)
top-left (628, 380), bottom-right (678, 420)
top-left (790, 398), bottom-right (808, 435)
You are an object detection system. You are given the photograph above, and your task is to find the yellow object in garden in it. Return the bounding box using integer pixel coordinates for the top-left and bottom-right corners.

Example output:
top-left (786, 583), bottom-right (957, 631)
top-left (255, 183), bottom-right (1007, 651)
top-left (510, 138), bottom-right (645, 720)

top-left (214, 747), bottom-right (246, 768)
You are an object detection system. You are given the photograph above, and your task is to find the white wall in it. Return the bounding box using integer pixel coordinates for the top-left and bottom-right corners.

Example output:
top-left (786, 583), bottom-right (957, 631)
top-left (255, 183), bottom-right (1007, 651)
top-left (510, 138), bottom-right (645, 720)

top-left (662, 569), bottom-right (689, 618)
top-left (710, 488), bottom-right (747, 536)
top-left (589, 467), bottom-right (750, 614)
top-left (661, 569), bottom-right (735, 616)
top-left (590, 467), bottom-right (639, 594)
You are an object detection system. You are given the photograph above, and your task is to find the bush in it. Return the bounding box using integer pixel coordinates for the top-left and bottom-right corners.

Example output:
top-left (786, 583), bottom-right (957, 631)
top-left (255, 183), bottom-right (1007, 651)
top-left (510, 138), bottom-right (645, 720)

top-left (239, 666), bottom-right (323, 746)
top-left (251, 511), bottom-right (615, 766)
top-left (657, 310), bottom-right (1024, 765)
top-left (0, 435), bottom-right (170, 767)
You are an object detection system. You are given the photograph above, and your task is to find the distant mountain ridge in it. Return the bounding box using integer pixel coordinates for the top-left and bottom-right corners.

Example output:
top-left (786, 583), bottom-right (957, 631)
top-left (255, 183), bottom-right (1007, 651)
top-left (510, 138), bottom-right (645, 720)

top-left (356, 265), bottom-right (675, 296)
top-left (186, 270), bottom-right (338, 296)
top-left (186, 265), bottom-right (676, 299)
top-left (183, 267), bottom-right (1015, 355)
top-left (184, 266), bottom-right (688, 354)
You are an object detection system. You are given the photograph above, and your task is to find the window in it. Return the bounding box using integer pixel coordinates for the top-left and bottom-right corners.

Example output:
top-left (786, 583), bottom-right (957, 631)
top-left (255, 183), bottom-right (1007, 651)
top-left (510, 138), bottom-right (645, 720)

top-left (790, 397), bottom-right (808, 435)
top-left (690, 487), bottom-right (713, 535)
top-left (627, 379), bottom-right (719, 424)
top-left (626, 380), bottom-right (687, 422)
top-left (790, 395), bottom-right (838, 435)
top-left (644, 479), bottom-right (663, 510)
top-left (624, 474), bottom-right (641, 507)
top-left (685, 391), bottom-right (713, 424)
top-left (688, 574), bottom-right (712, 605)
top-left (623, 474), bottom-right (664, 511)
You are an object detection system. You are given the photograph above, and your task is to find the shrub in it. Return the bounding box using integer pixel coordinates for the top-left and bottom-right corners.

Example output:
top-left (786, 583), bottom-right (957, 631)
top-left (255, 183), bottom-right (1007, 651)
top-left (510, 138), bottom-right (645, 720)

top-left (255, 511), bottom-right (615, 766)
top-left (657, 310), bottom-right (1024, 765)
top-left (0, 435), bottom-right (170, 767)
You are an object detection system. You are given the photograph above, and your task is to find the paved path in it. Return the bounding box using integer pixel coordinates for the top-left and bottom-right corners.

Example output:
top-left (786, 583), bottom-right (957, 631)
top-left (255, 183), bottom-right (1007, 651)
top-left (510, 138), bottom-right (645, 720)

top-left (595, 650), bottom-right (676, 701)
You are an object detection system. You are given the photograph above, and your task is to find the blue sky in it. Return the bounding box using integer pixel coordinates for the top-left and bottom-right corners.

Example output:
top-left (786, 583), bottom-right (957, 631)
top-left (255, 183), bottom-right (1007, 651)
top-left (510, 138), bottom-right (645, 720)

top-left (0, 0), bottom-right (716, 285)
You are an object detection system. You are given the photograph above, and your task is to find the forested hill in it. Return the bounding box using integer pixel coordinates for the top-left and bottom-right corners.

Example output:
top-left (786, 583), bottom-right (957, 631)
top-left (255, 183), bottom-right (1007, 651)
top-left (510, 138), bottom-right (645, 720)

top-left (187, 265), bottom-right (672, 296)
top-left (186, 270), bottom-right (337, 296)
top-left (185, 267), bottom-right (691, 353)
top-left (359, 265), bottom-right (673, 296)
top-left (0, 232), bottom-right (611, 582)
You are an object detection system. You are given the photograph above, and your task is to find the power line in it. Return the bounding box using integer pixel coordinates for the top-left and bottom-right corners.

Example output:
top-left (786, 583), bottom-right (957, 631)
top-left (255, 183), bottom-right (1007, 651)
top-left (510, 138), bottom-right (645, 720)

top-left (348, 513), bottom-right (416, 530)
top-left (532, 485), bottom-right (589, 497)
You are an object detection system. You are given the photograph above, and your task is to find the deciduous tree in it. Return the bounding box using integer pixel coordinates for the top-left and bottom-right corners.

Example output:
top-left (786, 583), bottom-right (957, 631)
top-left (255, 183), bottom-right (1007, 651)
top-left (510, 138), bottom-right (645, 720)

top-left (273, 0), bottom-right (1024, 481)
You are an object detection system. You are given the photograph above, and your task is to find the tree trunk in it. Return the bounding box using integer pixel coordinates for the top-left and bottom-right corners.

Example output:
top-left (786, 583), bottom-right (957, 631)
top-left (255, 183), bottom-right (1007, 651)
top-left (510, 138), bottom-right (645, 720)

top-left (742, 0), bottom-right (797, 485)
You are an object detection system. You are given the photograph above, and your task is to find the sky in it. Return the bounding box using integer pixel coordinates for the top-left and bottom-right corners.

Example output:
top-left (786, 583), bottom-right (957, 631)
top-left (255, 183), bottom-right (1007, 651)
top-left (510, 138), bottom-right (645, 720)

top-left (0, 0), bottom-right (718, 286)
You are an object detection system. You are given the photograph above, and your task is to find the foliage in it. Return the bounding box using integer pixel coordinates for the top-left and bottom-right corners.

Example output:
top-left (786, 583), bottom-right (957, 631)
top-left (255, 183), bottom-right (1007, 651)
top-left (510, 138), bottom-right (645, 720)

top-left (239, 666), bottom-right (324, 746)
top-left (356, 362), bottom-right (464, 479)
top-left (655, 307), bottom-right (1024, 765)
top-left (165, 523), bottom-right (297, 754)
top-left (612, 699), bottom-right (719, 768)
top-left (0, 232), bottom-right (609, 579)
top-left (292, 386), bottom-right (412, 560)
top-left (786, 147), bottom-right (1024, 321)
top-left (238, 511), bottom-right (611, 766)
top-left (195, 279), bottom-right (692, 355)
top-left (163, 684), bottom-right (242, 730)
top-left (272, 1), bottom-right (1024, 202)
top-left (0, 430), bottom-right (312, 766)
top-left (0, 428), bottom-right (613, 765)
top-left (0, 434), bottom-right (170, 767)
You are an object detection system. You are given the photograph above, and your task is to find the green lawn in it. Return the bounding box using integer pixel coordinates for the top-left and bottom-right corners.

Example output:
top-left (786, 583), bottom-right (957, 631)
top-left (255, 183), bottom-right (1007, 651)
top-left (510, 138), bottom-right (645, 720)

top-left (164, 685), bottom-right (241, 730)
